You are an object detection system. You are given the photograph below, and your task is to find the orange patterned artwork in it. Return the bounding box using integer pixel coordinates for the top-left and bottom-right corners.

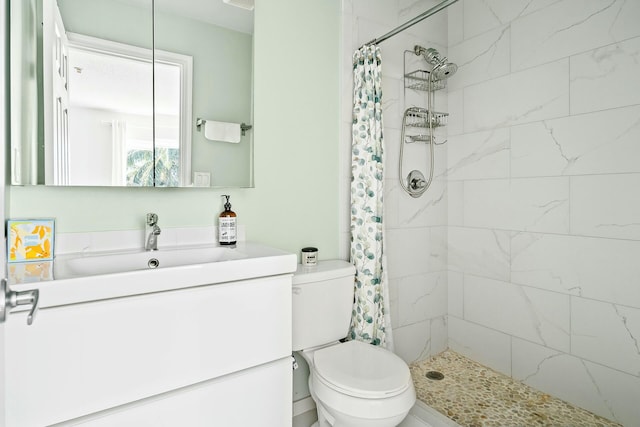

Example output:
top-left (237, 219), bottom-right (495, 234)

top-left (8, 219), bottom-right (55, 263)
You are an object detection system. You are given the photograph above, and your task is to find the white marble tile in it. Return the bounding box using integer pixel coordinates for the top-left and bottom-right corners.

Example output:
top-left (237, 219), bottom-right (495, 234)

top-left (512, 106), bottom-right (640, 177)
top-left (386, 226), bottom-right (433, 278)
top-left (512, 232), bottom-right (640, 307)
top-left (355, 15), bottom-right (389, 48)
top-left (428, 226), bottom-right (448, 272)
top-left (463, 0), bottom-right (533, 41)
top-left (446, 128), bottom-right (510, 180)
top-left (447, 180), bottom-right (464, 226)
top-left (430, 315), bottom-right (448, 355)
top-left (383, 127), bottom-right (400, 181)
top-left (448, 226), bottom-right (510, 282)
top-left (382, 75), bottom-right (404, 130)
top-left (581, 359), bottom-right (640, 427)
top-left (464, 276), bottom-right (570, 352)
top-left (570, 36), bottom-right (640, 115)
top-left (448, 25), bottom-right (510, 91)
top-left (447, 88), bottom-right (464, 136)
top-left (511, 338), bottom-right (639, 426)
top-left (463, 177), bottom-right (570, 234)
top-left (383, 125), bottom-right (401, 178)
top-left (393, 320), bottom-right (432, 363)
top-left (398, 179), bottom-right (447, 227)
top-left (571, 297), bottom-right (640, 377)
top-left (403, 87), bottom-right (425, 112)
top-left (352, 0), bottom-right (399, 29)
top-left (400, 0), bottom-right (448, 48)
top-left (570, 173), bottom-right (640, 240)
top-left (447, 270), bottom-right (464, 318)
top-left (515, 0), bottom-right (560, 17)
top-left (384, 178), bottom-right (402, 229)
top-left (447, 0), bottom-right (463, 47)
top-left (463, 59), bottom-right (569, 133)
top-left (512, 0), bottom-right (640, 72)
top-left (388, 276), bottom-right (401, 329)
top-left (448, 315), bottom-right (512, 376)
top-left (433, 143), bottom-right (449, 178)
top-left (397, 271), bottom-right (447, 327)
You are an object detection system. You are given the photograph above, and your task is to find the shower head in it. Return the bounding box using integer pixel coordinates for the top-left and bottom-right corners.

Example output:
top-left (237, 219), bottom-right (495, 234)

top-left (413, 45), bottom-right (458, 80)
top-left (432, 61), bottom-right (458, 80)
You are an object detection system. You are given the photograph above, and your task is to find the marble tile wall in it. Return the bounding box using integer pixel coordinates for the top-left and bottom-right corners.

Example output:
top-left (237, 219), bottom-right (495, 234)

top-left (447, 1), bottom-right (640, 425)
top-left (342, 0), bottom-right (451, 364)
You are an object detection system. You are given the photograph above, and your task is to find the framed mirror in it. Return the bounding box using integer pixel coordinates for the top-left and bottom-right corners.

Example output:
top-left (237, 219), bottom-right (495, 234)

top-left (9, 0), bottom-right (254, 188)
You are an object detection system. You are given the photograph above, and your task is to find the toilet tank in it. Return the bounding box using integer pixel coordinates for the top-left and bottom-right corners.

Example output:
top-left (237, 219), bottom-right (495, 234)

top-left (291, 260), bottom-right (355, 351)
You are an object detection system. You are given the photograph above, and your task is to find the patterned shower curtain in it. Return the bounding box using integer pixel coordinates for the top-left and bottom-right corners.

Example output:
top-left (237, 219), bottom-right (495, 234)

top-left (349, 45), bottom-right (393, 350)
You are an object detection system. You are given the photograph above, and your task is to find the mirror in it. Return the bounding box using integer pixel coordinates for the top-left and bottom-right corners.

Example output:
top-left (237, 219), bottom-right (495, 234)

top-left (9, 0), bottom-right (254, 188)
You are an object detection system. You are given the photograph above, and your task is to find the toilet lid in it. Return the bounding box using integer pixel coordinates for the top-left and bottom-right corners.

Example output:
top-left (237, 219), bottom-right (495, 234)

top-left (313, 340), bottom-right (411, 399)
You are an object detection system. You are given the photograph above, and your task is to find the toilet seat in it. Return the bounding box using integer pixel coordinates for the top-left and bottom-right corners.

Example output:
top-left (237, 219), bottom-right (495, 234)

top-left (313, 340), bottom-right (412, 399)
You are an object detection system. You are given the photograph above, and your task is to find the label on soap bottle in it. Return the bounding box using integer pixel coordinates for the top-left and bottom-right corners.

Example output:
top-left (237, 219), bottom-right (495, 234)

top-left (219, 217), bottom-right (237, 244)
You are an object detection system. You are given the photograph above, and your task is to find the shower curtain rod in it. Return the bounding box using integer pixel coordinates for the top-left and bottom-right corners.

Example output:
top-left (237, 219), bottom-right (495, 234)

top-left (361, 0), bottom-right (459, 48)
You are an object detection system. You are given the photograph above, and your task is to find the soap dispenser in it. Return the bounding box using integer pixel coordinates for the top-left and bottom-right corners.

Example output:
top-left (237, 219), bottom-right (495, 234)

top-left (218, 195), bottom-right (237, 246)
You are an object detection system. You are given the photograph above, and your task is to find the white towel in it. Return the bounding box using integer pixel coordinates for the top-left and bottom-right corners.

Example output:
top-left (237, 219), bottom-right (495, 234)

top-left (204, 120), bottom-right (241, 143)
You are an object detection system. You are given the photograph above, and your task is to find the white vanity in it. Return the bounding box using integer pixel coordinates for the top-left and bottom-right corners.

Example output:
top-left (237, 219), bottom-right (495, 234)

top-left (3, 243), bottom-right (296, 426)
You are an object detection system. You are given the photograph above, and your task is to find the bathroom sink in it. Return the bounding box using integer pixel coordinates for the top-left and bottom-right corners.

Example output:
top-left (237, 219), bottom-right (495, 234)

top-left (55, 246), bottom-right (247, 278)
top-left (8, 242), bottom-right (297, 314)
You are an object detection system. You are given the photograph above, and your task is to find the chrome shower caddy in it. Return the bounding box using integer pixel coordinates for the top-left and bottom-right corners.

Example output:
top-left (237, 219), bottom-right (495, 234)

top-left (404, 69), bottom-right (447, 92)
top-left (399, 48), bottom-right (454, 198)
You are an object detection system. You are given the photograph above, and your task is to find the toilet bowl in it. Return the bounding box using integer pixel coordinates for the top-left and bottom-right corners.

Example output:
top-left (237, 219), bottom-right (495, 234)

top-left (301, 340), bottom-right (415, 427)
top-left (292, 260), bottom-right (415, 427)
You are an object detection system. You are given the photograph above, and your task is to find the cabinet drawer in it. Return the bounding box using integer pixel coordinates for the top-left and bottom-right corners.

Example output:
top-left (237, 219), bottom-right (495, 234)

top-left (6, 275), bottom-right (292, 426)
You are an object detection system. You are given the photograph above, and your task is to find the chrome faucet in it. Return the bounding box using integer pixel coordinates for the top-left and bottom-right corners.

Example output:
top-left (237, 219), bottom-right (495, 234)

top-left (145, 213), bottom-right (161, 251)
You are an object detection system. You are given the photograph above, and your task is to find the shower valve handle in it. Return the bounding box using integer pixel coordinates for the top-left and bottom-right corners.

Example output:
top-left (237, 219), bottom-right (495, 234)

top-left (406, 170), bottom-right (429, 198)
top-left (411, 177), bottom-right (426, 189)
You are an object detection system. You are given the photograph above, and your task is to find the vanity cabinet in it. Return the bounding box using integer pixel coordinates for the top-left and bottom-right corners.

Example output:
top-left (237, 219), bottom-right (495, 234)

top-left (4, 274), bottom-right (292, 426)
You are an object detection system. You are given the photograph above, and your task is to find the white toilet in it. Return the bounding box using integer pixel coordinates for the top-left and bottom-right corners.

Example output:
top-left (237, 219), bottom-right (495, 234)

top-left (292, 260), bottom-right (415, 427)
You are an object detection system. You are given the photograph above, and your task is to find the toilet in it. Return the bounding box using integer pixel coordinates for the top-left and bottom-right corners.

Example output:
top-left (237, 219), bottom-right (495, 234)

top-left (292, 260), bottom-right (415, 427)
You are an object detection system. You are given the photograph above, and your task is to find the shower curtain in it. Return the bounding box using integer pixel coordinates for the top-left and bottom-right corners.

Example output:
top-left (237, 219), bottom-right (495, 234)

top-left (349, 45), bottom-right (393, 350)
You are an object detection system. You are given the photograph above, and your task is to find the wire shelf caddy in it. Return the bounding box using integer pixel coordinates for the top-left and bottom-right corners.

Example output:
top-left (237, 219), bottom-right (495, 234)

top-left (404, 69), bottom-right (447, 91)
top-left (403, 108), bottom-right (448, 128)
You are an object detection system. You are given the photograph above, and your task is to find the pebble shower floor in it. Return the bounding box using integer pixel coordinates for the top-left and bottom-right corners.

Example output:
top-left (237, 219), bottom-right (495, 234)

top-left (410, 350), bottom-right (621, 427)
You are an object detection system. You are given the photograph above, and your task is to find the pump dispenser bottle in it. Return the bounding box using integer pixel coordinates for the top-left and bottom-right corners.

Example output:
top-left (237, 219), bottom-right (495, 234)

top-left (218, 195), bottom-right (237, 245)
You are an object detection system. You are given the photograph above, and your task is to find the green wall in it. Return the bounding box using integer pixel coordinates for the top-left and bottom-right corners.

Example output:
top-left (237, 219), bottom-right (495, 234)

top-left (8, 0), bottom-right (341, 258)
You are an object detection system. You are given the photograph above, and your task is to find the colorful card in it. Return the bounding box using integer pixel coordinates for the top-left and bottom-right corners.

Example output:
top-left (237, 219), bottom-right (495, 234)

top-left (7, 219), bottom-right (55, 263)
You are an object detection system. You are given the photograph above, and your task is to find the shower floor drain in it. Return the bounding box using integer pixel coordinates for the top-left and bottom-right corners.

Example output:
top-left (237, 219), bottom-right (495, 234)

top-left (425, 371), bottom-right (444, 380)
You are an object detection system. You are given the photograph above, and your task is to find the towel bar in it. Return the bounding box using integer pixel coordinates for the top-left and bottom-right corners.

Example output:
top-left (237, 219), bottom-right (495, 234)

top-left (196, 118), bottom-right (253, 136)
